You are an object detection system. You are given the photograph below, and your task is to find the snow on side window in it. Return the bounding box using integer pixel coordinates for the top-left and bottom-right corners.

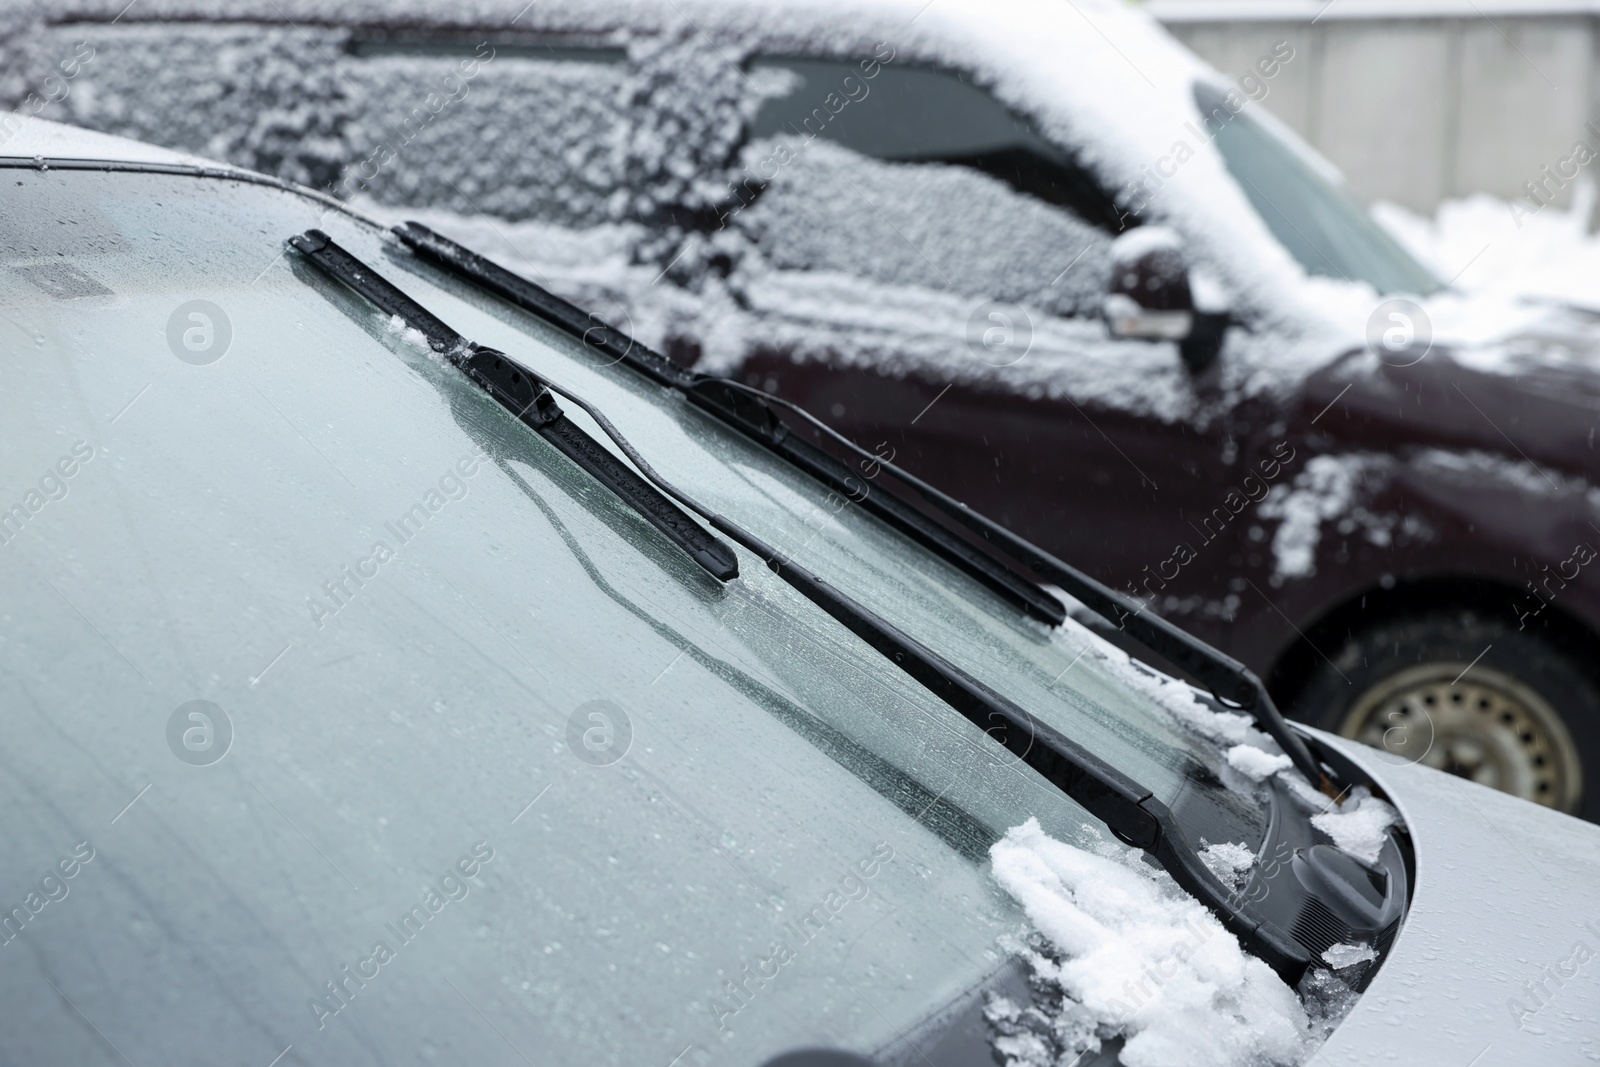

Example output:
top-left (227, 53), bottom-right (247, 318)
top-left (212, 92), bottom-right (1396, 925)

top-left (725, 58), bottom-right (1117, 318)
top-left (339, 45), bottom-right (627, 225)
top-left (38, 23), bottom-right (355, 189)
top-left (734, 140), bottom-right (1111, 317)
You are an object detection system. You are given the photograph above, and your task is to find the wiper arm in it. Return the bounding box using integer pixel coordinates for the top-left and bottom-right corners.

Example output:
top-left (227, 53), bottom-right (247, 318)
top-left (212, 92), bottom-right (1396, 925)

top-left (286, 229), bottom-right (738, 582)
top-left (391, 221), bottom-right (1068, 629)
top-left (389, 221), bottom-right (1330, 791)
top-left (288, 227), bottom-right (1315, 982)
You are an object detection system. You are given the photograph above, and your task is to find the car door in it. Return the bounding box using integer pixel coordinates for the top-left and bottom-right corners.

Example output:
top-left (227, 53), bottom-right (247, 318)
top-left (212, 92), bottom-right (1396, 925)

top-left (715, 54), bottom-right (1253, 637)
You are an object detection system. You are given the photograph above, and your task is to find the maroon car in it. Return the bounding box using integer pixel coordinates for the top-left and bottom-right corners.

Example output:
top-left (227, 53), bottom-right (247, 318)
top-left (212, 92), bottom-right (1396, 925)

top-left (21, 0), bottom-right (1600, 817)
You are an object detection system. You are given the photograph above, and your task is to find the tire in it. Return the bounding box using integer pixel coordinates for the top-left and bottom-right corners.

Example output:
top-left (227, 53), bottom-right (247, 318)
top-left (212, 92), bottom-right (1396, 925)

top-left (1288, 609), bottom-right (1600, 819)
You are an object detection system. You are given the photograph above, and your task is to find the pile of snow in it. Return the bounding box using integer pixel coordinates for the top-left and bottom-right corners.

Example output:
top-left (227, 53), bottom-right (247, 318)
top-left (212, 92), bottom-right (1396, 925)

top-left (1374, 181), bottom-right (1600, 311)
top-left (1320, 942), bottom-right (1377, 971)
top-left (1224, 744), bottom-right (1291, 782)
top-left (988, 818), bottom-right (1311, 1067)
top-left (1310, 787), bottom-right (1398, 866)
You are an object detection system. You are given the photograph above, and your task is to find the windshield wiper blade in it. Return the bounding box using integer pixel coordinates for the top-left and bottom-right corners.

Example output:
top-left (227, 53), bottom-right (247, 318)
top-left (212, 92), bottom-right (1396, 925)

top-left (718, 524), bottom-right (1316, 982)
top-left (286, 229), bottom-right (738, 582)
top-left (390, 221), bottom-right (1068, 629)
top-left (389, 221), bottom-right (1331, 791)
top-left (292, 226), bottom-right (1316, 982)
top-left (742, 380), bottom-right (1329, 788)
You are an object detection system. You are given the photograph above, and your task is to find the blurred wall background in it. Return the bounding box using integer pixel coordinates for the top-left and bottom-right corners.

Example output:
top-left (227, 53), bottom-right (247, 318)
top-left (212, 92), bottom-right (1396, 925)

top-left (1147, 0), bottom-right (1600, 217)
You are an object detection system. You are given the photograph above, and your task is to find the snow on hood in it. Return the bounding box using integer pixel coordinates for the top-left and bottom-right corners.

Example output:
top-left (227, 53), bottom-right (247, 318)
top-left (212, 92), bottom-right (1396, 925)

top-left (988, 818), bottom-right (1315, 1067)
top-left (1375, 182), bottom-right (1600, 370)
top-left (1311, 731), bottom-right (1600, 1064)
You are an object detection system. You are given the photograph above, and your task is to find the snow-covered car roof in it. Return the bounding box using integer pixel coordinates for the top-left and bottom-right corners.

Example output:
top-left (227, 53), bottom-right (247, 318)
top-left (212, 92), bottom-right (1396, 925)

top-left (0, 113), bottom-right (219, 167)
top-left (8, 0), bottom-right (1311, 307)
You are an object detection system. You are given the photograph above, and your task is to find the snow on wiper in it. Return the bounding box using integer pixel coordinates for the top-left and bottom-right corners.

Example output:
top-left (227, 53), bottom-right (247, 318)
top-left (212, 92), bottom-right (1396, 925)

top-left (285, 229), bottom-right (738, 582)
top-left (388, 220), bottom-right (1332, 794)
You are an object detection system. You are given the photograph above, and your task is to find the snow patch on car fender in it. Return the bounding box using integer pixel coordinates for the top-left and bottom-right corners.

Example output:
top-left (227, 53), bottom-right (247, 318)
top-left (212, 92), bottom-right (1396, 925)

top-left (1412, 447), bottom-right (1576, 498)
top-left (1258, 454), bottom-right (1399, 581)
top-left (987, 818), bottom-right (1312, 1067)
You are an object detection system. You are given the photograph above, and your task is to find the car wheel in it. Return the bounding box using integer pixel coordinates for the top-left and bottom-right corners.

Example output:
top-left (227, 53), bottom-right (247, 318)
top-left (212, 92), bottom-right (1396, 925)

top-left (1288, 610), bottom-right (1599, 817)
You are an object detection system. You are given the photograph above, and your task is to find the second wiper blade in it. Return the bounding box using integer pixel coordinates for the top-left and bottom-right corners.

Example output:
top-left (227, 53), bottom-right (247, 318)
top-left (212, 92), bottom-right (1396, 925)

top-left (389, 220), bottom-right (1330, 790)
top-left (390, 220), bottom-right (1069, 629)
top-left (292, 226), bottom-right (1318, 982)
top-left (286, 230), bottom-right (738, 582)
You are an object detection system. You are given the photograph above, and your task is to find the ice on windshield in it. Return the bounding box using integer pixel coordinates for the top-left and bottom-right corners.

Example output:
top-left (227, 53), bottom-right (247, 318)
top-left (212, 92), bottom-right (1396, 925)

top-left (0, 163), bottom-right (1290, 1066)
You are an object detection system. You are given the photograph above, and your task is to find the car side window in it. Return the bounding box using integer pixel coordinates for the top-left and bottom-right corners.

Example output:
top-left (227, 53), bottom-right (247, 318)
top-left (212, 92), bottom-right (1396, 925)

top-left (336, 35), bottom-right (629, 225)
top-left (39, 24), bottom-right (631, 226)
top-left (747, 56), bottom-right (1126, 231)
top-left (725, 55), bottom-right (1124, 318)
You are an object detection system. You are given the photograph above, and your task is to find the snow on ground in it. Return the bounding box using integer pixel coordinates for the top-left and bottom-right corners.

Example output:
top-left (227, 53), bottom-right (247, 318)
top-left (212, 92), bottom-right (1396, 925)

top-left (988, 818), bottom-right (1311, 1067)
top-left (1374, 182), bottom-right (1600, 311)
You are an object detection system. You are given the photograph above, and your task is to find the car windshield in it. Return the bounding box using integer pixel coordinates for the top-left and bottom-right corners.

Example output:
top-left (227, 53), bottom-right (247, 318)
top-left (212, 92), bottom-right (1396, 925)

top-left (1195, 83), bottom-right (1442, 297)
top-left (0, 166), bottom-right (1268, 1064)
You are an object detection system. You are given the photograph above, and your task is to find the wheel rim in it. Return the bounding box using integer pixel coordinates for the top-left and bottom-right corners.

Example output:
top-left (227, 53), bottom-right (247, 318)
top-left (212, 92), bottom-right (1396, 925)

top-left (1336, 662), bottom-right (1584, 812)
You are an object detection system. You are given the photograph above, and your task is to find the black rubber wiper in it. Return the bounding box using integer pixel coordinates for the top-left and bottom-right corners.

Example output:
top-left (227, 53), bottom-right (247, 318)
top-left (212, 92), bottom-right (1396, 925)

top-left (740, 384), bottom-right (1330, 789)
top-left (286, 229), bottom-right (738, 582)
top-left (389, 221), bottom-right (1330, 791)
top-left (286, 229), bottom-right (1316, 982)
top-left (391, 221), bottom-right (1068, 628)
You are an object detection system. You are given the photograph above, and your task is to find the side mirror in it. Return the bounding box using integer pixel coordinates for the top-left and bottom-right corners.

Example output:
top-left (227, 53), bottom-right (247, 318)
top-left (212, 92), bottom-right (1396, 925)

top-left (1102, 226), bottom-right (1228, 371)
top-left (1103, 226), bottom-right (1194, 341)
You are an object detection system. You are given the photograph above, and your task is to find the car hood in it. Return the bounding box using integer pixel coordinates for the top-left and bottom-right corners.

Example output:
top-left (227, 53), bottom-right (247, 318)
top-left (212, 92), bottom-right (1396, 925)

top-left (1315, 730), bottom-right (1600, 1064)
